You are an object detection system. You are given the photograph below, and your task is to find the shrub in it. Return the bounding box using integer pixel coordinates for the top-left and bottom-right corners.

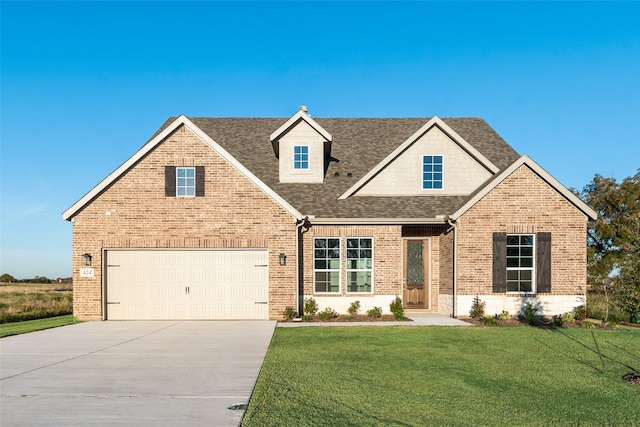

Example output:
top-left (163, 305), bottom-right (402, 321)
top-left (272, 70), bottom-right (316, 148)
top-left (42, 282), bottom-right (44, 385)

top-left (522, 303), bottom-right (539, 325)
top-left (282, 306), bottom-right (297, 321)
top-left (303, 297), bottom-right (318, 316)
top-left (367, 307), bottom-right (382, 318)
top-left (301, 315), bottom-right (312, 322)
top-left (496, 310), bottom-right (511, 320)
top-left (480, 316), bottom-right (499, 326)
top-left (552, 314), bottom-right (565, 327)
top-left (344, 315), bottom-right (353, 321)
top-left (389, 296), bottom-right (404, 320)
top-left (469, 296), bottom-right (486, 318)
top-left (574, 305), bottom-right (587, 320)
top-left (318, 307), bottom-right (337, 321)
top-left (347, 300), bottom-right (361, 316)
top-left (582, 320), bottom-right (597, 329)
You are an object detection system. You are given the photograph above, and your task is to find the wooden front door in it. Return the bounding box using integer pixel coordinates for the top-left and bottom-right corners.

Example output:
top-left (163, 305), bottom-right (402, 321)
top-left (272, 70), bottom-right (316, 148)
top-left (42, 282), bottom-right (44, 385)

top-left (403, 239), bottom-right (430, 309)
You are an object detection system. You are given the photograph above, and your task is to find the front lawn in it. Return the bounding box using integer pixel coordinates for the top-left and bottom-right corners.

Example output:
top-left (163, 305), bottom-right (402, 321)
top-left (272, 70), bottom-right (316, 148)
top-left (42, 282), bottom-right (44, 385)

top-left (242, 326), bottom-right (640, 426)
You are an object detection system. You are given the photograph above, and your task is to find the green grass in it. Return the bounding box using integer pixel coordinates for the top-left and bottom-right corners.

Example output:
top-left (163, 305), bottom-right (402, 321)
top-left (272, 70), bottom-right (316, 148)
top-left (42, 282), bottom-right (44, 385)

top-left (242, 326), bottom-right (640, 426)
top-left (0, 315), bottom-right (81, 338)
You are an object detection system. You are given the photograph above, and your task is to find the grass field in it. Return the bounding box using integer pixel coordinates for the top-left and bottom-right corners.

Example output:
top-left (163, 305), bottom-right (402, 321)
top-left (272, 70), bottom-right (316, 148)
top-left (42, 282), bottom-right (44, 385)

top-left (0, 282), bottom-right (73, 323)
top-left (242, 326), bottom-right (640, 426)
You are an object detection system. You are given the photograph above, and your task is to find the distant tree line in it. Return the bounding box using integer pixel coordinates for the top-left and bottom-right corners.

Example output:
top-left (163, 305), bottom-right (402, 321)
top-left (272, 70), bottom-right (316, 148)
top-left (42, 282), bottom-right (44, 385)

top-left (0, 274), bottom-right (72, 284)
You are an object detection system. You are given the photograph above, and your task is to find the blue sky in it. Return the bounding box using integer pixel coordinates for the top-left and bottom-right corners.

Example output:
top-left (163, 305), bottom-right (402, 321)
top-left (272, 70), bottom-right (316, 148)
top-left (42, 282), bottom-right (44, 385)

top-left (1, 1), bottom-right (639, 280)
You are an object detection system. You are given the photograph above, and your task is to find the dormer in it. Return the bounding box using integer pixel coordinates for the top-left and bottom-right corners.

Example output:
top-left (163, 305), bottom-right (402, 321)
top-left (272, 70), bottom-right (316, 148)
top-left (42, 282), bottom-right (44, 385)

top-left (270, 106), bottom-right (332, 183)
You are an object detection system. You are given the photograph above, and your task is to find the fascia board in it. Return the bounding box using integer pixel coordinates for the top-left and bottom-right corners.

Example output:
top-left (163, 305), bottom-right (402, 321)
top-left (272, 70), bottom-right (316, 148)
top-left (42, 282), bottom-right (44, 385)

top-left (269, 110), bottom-right (332, 142)
top-left (63, 115), bottom-right (304, 221)
top-left (451, 155), bottom-right (598, 221)
top-left (309, 217), bottom-right (447, 225)
top-left (338, 116), bottom-right (499, 200)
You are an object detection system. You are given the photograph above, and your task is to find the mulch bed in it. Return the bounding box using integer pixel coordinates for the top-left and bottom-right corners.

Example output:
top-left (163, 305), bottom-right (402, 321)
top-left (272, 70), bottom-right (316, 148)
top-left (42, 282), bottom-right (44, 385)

top-left (461, 316), bottom-right (640, 329)
top-left (285, 314), bottom-right (411, 322)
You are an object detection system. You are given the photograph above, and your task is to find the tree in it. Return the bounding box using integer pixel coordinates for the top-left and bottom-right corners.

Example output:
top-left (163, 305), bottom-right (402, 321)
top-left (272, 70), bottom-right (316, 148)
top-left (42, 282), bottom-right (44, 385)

top-left (580, 171), bottom-right (640, 320)
top-left (0, 273), bottom-right (16, 283)
top-left (613, 215), bottom-right (640, 321)
top-left (580, 171), bottom-right (640, 286)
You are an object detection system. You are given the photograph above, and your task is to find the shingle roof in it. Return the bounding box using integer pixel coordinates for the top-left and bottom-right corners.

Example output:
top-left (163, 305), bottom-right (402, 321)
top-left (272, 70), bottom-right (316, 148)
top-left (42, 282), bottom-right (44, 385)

top-left (159, 117), bottom-right (520, 220)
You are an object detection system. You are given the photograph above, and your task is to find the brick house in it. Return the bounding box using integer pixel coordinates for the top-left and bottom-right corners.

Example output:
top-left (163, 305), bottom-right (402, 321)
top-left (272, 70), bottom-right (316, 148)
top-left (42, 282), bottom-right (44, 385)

top-left (63, 107), bottom-right (596, 320)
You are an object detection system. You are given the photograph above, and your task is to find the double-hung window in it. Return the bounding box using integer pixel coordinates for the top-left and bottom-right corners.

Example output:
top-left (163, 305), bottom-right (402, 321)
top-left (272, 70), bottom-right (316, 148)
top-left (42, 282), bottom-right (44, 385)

top-left (314, 238), bottom-right (340, 293)
top-left (177, 167), bottom-right (196, 197)
top-left (422, 155), bottom-right (443, 189)
top-left (294, 145), bottom-right (309, 170)
top-left (346, 238), bottom-right (373, 293)
top-left (506, 234), bottom-right (534, 293)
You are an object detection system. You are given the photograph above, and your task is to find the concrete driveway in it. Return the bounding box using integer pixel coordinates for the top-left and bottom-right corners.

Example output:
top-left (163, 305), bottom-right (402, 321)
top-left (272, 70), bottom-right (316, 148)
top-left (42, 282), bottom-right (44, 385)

top-left (0, 321), bottom-right (276, 427)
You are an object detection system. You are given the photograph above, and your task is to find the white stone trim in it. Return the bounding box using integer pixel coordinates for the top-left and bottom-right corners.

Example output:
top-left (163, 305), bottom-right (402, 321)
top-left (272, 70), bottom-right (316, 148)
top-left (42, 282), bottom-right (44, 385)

top-left (456, 294), bottom-right (587, 317)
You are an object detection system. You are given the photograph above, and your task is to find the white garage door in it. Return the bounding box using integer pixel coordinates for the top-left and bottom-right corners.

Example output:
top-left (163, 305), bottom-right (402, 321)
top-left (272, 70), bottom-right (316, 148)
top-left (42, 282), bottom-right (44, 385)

top-left (105, 249), bottom-right (269, 320)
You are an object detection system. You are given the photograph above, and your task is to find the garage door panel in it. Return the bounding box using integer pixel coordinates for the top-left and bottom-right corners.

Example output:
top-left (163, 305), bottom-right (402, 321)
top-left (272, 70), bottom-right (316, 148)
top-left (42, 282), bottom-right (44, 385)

top-left (106, 249), bottom-right (269, 320)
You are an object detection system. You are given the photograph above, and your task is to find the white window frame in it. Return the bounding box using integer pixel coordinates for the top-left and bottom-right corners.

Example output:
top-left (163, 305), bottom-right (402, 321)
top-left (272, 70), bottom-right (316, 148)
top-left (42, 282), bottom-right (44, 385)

top-left (313, 237), bottom-right (341, 294)
top-left (176, 167), bottom-right (196, 197)
top-left (293, 145), bottom-right (309, 170)
top-left (422, 155), bottom-right (444, 190)
top-left (506, 234), bottom-right (536, 294)
top-left (345, 237), bottom-right (374, 294)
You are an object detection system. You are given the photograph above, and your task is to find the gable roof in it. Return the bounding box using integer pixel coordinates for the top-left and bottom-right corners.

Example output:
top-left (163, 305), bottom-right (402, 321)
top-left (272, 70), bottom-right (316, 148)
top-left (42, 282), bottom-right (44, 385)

top-left (338, 116), bottom-right (499, 199)
top-left (451, 155), bottom-right (597, 221)
top-left (63, 115), bottom-right (523, 222)
top-left (62, 115), bottom-right (304, 221)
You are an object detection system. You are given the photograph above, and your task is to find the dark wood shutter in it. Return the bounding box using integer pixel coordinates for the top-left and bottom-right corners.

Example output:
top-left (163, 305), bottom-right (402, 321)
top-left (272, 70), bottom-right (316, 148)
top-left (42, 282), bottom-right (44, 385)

top-left (165, 166), bottom-right (176, 197)
top-left (536, 232), bottom-right (552, 293)
top-left (195, 166), bottom-right (205, 197)
top-left (492, 232), bottom-right (507, 293)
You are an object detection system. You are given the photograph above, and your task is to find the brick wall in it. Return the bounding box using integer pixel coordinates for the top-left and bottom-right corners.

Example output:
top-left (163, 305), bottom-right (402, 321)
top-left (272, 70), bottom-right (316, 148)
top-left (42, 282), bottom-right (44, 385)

top-left (456, 165), bottom-right (588, 303)
top-left (71, 125), bottom-right (297, 320)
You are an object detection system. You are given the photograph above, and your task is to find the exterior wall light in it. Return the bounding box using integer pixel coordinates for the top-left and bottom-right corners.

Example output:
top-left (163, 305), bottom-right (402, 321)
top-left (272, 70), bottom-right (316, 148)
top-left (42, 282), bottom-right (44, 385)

top-left (279, 253), bottom-right (287, 266)
top-left (82, 253), bottom-right (92, 266)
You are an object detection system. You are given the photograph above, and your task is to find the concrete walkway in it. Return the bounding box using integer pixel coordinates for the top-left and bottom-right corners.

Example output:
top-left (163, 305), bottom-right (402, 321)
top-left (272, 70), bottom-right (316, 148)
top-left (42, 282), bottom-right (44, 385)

top-left (0, 321), bottom-right (276, 427)
top-left (277, 313), bottom-right (473, 327)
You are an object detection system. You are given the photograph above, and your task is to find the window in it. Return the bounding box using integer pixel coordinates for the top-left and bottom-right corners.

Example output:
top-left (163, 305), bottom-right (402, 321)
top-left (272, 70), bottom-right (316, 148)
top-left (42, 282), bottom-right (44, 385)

top-left (506, 234), bottom-right (534, 293)
top-left (314, 238), bottom-right (340, 293)
top-left (177, 167), bottom-right (196, 197)
top-left (346, 238), bottom-right (373, 293)
top-left (165, 166), bottom-right (204, 197)
top-left (294, 145), bottom-right (309, 169)
top-left (422, 155), bottom-right (443, 189)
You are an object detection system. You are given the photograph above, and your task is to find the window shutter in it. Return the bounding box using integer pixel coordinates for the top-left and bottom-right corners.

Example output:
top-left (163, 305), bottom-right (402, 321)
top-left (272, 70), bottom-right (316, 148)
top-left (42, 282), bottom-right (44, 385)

top-left (165, 166), bottom-right (176, 197)
top-left (536, 232), bottom-right (552, 293)
top-left (195, 166), bottom-right (205, 197)
top-left (492, 232), bottom-right (507, 293)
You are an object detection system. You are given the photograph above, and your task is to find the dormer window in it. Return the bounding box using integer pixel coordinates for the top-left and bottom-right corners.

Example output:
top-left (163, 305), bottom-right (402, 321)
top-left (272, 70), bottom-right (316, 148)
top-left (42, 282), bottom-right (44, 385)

top-left (422, 155), bottom-right (443, 189)
top-left (294, 145), bottom-right (309, 170)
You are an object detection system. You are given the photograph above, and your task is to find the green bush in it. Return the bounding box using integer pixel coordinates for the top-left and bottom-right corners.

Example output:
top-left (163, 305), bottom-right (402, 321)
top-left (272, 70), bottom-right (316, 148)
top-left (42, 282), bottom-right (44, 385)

top-left (367, 307), bottom-right (382, 318)
top-left (469, 296), bottom-right (486, 318)
top-left (522, 303), bottom-right (539, 325)
top-left (282, 306), bottom-right (298, 321)
top-left (574, 305), bottom-right (587, 321)
top-left (496, 310), bottom-right (511, 320)
top-left (347, 300), bottom-right (361, 316)
top-left (318, 307), bottom-right (337, 321)
top-left (480, 316), bottom-right (499, 326)
top-left (389, 296), bottom-right (404, 320)
top-left (303, 297), bottom-right (318, 316)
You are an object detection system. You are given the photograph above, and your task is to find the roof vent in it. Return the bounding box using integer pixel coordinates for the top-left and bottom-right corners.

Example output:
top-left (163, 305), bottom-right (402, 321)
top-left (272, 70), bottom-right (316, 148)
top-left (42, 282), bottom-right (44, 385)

top-left (299, 105), bottom-right (308, 113)
top-left (334, 172), bottom-right (340, 177)
top-left (347, 172), bottom-right (353, 178)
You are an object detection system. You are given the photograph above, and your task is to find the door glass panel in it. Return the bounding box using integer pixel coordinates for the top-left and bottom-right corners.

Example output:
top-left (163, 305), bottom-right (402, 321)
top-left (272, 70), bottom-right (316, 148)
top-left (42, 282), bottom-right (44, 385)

top-left (407, 241), bottom-right (424, 286)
